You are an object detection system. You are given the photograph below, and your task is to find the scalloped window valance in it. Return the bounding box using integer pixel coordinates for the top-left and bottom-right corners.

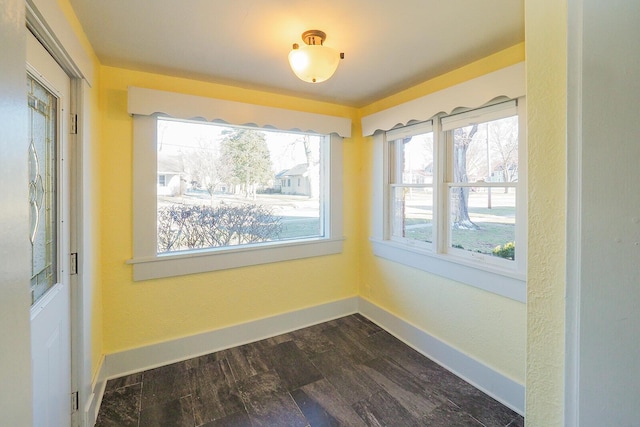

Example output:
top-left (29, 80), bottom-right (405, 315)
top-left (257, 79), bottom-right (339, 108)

top-left (361, 62), bottom-right (525, 136)
top-left (127, 86), bottom-right (352, 137)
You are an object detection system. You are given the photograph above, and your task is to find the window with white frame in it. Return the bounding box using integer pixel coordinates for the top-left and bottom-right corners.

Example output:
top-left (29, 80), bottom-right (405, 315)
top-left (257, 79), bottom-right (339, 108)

top-left (126, 87), bottom-right (349, 281)
top-left (156, 118), bottom-right (328, 254)
top-left (373, 98), bottom-right (527, 301)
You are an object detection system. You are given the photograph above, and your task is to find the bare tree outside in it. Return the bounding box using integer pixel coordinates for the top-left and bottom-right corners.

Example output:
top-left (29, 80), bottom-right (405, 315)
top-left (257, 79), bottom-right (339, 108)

top-left (182, 136), bottom-right (220, 204)
top-left (449, 115), bottom-right (518, 257)
top-left (489, 117), bottom-right (519, 191)
top-left (391, 112), bottom-right (519, 259)
top-left (452, 124), bottom-right (479, 230)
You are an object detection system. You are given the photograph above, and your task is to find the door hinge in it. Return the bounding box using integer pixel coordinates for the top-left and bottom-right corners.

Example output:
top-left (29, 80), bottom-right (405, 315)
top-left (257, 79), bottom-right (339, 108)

top-left (70, 113), bottom-right (78, 134)
top-left (71, 391), bottom-right (79, 412)
top-left (70, 252), bottom-right (78, 275)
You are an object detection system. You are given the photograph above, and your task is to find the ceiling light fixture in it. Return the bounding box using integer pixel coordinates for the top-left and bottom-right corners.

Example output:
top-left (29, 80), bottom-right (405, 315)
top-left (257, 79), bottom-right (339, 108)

top-left (288, 30), bottom-right (344, 83)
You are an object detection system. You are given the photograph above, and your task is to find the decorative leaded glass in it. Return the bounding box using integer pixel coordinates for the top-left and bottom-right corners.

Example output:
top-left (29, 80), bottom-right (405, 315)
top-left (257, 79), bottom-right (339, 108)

top-left (28, 74), bottom-right (57, 304)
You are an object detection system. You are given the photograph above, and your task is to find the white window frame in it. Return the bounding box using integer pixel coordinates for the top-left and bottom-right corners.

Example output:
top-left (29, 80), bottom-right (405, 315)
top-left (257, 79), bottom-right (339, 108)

top-left (371, 98), bottom-right (527, 302)
top-left (126, 88), bottom-right (349, 281)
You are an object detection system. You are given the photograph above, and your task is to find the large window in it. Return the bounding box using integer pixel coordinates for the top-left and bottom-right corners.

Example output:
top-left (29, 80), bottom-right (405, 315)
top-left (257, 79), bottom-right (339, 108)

top-left (155, 118), bottom-right (327, 254)
top-left (127, 87), bottom-right (349, 280)
top-left (131, 115), bottom-right (343, 280)
top-left (374, 99), bottom-right (526, 301)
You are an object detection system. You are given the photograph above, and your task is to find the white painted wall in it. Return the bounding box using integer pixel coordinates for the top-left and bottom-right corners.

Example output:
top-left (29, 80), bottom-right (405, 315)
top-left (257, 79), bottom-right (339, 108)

top-left (567, 0), bottom-right (640, 425)
top-left (0, 0), bottom-right (33, 425)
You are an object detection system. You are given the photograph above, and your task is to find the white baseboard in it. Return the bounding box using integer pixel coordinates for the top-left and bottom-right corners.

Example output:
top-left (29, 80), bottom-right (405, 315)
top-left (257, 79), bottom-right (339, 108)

top-left (100, 297), bottom-right (359, 381)
top-left (358, 297), bottom-right (525, 415)
top-left (84, 355), bottom-right (107, 427)
top-left (83, 391), bottom-right (97, 427)
top-left (93, 295), bottom-right (524, 421)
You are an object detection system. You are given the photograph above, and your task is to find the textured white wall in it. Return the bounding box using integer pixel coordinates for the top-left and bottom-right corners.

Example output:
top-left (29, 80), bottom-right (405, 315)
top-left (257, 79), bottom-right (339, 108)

top-left (568, 0), bottom-right (640, 424)
top-left (0, 0), bottom-right (32, 425)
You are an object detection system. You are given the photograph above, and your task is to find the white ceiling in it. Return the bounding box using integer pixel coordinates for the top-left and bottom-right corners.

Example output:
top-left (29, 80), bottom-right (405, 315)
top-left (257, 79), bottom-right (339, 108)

top-left (68, 0), bottom-right (524, 107)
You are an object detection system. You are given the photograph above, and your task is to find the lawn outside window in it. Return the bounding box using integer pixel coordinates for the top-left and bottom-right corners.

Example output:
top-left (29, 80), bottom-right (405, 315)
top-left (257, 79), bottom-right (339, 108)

top-left (126, 87), bottom-right (349, 281)
top-left (371, 98), bottom-right (527, 302)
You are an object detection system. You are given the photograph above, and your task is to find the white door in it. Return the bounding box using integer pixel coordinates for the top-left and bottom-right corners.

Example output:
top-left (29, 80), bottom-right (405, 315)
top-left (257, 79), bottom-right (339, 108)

top-left (27, 31), bottom-right (73, 427)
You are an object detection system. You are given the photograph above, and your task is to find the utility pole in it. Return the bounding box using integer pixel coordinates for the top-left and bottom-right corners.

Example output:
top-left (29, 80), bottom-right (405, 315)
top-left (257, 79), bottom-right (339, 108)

top-left (486, 126), bottom-right (492, 209)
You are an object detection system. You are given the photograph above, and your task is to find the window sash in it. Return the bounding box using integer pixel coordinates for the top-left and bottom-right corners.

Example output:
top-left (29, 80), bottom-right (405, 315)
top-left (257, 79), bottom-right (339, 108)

top-left (386, 120), bottom-right (433, 141)
top-left (441, 100), bottom-right (517, 131)
top-left (443, 105), bottom-right (520, 266)
top-left (445, 182), bottom-right (517, 188)
top-left (445, 185), bottom-right (517, 265)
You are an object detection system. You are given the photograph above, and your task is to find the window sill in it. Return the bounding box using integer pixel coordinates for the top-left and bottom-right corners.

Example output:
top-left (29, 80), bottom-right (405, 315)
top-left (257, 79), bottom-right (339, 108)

top-left (370, 238), bottom-right (526, 302)
top-left (128, 237), bottom-right (344, 281)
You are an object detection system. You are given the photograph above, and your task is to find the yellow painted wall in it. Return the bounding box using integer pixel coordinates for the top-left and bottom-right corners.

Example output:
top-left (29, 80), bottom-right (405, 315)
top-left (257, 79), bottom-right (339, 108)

top-left (525, 1), bottom-right (567, 425)
top-left (100, 44), bottom-right (529, 386)
top-left (358, 45), bottom-right (527, 384)
top-left (92, 36), bottom-right (531, 409)
top-left (99, 66), bottom-right (360, 353)
top-left (359, 43), bottom-right (525, 118)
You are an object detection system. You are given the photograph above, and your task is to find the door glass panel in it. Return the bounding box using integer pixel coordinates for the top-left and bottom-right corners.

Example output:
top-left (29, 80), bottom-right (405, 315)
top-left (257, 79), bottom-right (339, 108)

top-left (28, 74), bottom-right (57, 304)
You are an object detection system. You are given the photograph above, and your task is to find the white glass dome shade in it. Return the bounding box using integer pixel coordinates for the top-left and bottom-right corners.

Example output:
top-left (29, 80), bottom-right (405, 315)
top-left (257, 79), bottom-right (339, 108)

top-left (288, 30), bottom-right (343, 83)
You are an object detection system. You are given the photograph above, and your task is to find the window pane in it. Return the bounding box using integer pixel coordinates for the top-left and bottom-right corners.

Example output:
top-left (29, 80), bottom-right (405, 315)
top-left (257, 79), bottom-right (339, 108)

top-left (391, 186), bottom-right (433, 244)
top-left (156, 119), bottom-right (325, 254)
top-left (449, 186), bottom-right (516, 260)
top-left (28, 75), bottom-right (57, 304)
top-left (452, 115), bottom-right (518, 184)
top-left (396, 131), bottom-right (434, 184)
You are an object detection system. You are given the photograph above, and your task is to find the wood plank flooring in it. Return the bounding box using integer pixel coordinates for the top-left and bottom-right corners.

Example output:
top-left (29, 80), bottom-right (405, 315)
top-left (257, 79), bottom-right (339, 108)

top-left (95, 314), bottom-right (524, 427)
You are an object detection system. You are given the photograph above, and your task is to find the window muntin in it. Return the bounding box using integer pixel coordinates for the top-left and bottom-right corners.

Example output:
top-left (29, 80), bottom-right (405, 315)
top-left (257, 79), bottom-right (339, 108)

top-left (156, 118), bottom-right (328, 255)
top-left (384, 100), bottom-right (524, 275)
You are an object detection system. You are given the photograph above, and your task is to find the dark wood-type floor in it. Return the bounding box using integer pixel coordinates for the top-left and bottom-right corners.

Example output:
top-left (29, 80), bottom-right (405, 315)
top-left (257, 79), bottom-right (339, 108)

top-left (96, 314), bottom-right (524, 427)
